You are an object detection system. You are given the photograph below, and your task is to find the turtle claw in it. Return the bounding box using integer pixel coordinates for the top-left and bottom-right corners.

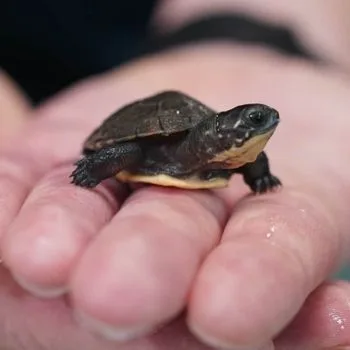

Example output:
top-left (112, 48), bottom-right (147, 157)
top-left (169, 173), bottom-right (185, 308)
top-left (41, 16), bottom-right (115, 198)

top-left (70, 157), bottom-right (101, 188)
top-left (252, 174), bottom-right (281, 194)
top-left (70, 176), bottom-right (100, 188)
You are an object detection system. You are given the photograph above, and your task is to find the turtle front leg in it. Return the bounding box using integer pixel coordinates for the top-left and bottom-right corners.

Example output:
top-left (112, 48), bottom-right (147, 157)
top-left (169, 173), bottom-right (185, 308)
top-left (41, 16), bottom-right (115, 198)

top-left (70, 142), bottom-right (143, 188)
top-left (236, 152), bottom-right (282, 194)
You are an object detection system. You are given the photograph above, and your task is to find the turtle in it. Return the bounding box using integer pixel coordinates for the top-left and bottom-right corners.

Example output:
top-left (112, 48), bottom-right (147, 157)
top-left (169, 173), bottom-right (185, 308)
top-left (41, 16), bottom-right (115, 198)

top-left (70, 90), bottom-right (282, 194)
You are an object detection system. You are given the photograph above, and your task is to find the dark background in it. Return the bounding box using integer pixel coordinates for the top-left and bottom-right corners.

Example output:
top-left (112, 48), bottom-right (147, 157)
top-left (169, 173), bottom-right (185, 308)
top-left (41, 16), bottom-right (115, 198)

top-left (1, 0), bottom-right (157, 102)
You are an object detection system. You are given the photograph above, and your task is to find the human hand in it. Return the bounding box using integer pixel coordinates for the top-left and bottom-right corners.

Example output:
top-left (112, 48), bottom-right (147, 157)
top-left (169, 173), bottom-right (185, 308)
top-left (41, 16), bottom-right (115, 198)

top-left (0, 45), bottom-right (350, 350)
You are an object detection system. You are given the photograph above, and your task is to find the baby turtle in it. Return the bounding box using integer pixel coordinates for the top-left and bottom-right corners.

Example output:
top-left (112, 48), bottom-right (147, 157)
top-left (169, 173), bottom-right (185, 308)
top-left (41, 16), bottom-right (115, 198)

top-left (70, 90), bottom-right (281, 194)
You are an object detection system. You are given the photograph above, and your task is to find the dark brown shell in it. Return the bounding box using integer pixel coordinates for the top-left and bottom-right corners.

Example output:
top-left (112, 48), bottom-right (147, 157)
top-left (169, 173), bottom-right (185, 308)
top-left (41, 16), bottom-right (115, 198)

top-left (83, 90), bottom-right (215, 151)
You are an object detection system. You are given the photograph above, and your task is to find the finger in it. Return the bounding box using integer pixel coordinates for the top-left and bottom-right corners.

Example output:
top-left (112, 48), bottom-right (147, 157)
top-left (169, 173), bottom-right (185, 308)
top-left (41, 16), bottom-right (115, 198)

top-left (0, 266), bottom-right (213, 350)
top-left (70, 187), bottom-right (228, 341)
top-left (0, 112), bottom-right (91, 240)
top-left (0, 70), bottom-right (137, 241)
top-left (274, 280), bottom-right (350, 350)
top-left (187, 186), bottom-right (350, 350)
top-left (0, 266), bottom-right (235, 350)
top-left (1, 164), bottom-right (126, 298)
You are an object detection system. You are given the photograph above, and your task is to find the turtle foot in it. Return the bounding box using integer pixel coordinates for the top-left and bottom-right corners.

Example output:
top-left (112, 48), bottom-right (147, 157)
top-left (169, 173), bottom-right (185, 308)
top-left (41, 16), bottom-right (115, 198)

top-left (252, 174), bottom-right (281, 194)
top-left (70, 158), bottom-right (101, 188)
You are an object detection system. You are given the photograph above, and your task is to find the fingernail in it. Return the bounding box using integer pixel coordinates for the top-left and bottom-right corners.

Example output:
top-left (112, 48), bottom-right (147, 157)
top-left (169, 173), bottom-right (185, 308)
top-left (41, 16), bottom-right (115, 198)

top-left (189, 322), bottom-right (273, 350)
top-left (74, 310), bottom-right (157, 342)
top-left (13, 273), bottom-right (68, 298)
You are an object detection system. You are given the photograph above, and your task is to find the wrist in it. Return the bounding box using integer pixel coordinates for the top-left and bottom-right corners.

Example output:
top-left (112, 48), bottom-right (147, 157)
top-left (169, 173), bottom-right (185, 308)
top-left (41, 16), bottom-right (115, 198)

top-left (152, 0), bottom-right (350, 71)
top-left (143, 13), bottom-right (314, 61)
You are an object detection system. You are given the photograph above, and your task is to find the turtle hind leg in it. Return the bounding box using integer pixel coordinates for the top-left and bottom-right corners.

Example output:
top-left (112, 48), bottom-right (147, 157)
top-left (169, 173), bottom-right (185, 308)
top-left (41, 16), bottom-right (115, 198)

top-left (70, 142), bottom-right (143, 188)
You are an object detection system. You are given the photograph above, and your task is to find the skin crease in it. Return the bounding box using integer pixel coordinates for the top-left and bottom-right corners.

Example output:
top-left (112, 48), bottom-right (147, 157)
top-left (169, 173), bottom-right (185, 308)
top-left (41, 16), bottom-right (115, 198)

top-left (1, 2), bottom-right (350, 350)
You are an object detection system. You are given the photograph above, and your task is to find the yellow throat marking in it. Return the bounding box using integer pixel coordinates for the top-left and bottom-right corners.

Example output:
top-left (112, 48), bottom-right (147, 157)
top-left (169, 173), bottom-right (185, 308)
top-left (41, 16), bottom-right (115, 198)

top-left (209, 130), bottom-right (274, 168)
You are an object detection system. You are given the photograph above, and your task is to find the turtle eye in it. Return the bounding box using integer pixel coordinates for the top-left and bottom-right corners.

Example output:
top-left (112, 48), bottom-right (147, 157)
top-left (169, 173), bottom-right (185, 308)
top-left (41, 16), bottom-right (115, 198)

top-left (247, 111), bottom-right (265, 125)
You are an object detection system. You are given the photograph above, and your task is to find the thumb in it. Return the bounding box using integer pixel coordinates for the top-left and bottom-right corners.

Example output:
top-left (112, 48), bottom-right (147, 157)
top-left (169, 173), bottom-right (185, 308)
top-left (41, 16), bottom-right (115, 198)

top-left (0, 70), bottom-right (31, 148)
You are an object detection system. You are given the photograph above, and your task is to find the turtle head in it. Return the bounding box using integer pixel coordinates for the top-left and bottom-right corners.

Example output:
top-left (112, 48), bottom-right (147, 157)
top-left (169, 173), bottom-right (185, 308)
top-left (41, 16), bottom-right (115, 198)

top-left (216, 103), bottom-right (280, 148)
top-left (205, 104), bottom-right (280, 166)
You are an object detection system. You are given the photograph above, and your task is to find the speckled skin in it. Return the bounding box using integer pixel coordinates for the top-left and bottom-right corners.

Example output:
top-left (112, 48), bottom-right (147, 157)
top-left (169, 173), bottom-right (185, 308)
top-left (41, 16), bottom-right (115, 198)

top-left (70, 91), bottom-right (281, 194)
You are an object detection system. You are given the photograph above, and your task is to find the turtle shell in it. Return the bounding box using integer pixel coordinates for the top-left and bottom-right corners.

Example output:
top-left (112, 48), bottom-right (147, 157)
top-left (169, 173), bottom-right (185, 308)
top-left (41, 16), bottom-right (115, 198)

top-left (83, 90), bottom-right (216, 152)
